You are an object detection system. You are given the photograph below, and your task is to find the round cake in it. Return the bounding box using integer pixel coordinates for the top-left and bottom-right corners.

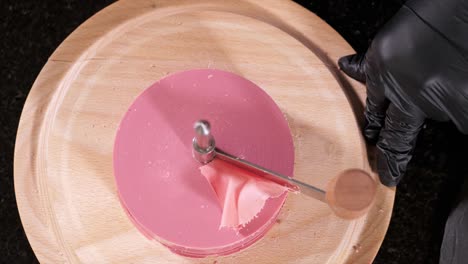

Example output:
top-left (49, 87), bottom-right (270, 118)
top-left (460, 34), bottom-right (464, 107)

top-left (113, 69), bottom-right (295, 257)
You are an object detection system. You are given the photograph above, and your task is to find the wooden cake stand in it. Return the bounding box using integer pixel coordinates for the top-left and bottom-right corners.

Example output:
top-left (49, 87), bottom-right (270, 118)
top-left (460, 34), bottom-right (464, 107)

top-left (14, 0), bottom-right (394, 263)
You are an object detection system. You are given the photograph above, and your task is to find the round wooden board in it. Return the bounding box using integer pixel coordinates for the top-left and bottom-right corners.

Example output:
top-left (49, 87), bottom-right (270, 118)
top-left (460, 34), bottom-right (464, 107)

top-left (14, 0), bottom-right (395, 263)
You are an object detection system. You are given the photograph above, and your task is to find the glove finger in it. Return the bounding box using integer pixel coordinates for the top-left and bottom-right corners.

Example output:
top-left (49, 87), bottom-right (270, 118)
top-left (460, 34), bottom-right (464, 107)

top-left (363, 69), bottom-right (389, 144)
top-left (338, 53), bottom-right (367, 83)
top-left (376, 103), bottom-right (425, 187)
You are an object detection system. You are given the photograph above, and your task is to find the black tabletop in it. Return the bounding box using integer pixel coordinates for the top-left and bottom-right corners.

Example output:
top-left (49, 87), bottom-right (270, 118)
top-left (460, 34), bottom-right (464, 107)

top-left (1, 1), bottom-right (465, 263)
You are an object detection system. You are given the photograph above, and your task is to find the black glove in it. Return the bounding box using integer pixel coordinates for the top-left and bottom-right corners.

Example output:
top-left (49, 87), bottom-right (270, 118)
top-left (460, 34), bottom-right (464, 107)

top-left (338, 0), bottom-right (468, 187)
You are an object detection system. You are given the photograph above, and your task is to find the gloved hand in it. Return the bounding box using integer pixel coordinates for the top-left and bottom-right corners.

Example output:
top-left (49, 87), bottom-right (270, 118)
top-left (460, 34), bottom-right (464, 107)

top-left (338, 0), bottom-right (468, 187)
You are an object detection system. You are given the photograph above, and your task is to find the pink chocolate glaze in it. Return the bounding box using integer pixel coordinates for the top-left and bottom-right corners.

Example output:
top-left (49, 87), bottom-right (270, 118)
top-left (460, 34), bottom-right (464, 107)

top-left (113, 69), bottom-right (294, 257)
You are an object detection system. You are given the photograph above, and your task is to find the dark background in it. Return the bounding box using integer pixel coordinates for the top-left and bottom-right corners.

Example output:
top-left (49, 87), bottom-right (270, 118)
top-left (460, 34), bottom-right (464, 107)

top-left (1, 1), bottom-right (466, 263)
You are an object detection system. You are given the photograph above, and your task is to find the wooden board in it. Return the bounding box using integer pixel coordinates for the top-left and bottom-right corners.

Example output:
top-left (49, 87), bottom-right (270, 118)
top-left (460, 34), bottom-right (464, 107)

top-left (14, 0), bottom-right (395, 263)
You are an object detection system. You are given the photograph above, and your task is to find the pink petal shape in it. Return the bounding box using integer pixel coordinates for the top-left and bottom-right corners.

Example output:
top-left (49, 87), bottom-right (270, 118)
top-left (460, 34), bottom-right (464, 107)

top-left (200, 159), bottom-right (289, 229)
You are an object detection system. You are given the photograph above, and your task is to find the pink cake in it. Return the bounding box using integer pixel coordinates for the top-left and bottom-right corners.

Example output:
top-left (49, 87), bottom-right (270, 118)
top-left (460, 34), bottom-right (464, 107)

top-left (113, 69), bottom-right (294, 257)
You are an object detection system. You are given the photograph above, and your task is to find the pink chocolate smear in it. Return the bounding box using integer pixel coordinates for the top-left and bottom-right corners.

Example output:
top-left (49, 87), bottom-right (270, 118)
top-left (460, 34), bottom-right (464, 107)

top-left (200, 159), bottom-right (288, 229)
top-left (113, 69), bottom-right (294, 257)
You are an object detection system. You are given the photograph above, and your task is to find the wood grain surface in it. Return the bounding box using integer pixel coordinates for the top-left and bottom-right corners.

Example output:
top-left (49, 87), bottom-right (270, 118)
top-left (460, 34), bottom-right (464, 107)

top-left (14, 0), bottom-right (395, 263)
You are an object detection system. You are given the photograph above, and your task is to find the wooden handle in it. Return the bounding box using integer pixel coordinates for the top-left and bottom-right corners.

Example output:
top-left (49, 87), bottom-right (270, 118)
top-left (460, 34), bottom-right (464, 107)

top-left (326, 169), bottom-right (377, 219)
